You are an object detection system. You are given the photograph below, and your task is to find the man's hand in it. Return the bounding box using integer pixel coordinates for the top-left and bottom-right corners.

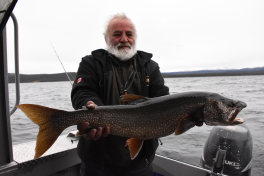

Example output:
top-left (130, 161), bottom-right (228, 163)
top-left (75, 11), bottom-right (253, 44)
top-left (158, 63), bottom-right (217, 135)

top-left (77, 101), bottom-right (110, 140)
top-left (86, 101), bottom-right (97, 110)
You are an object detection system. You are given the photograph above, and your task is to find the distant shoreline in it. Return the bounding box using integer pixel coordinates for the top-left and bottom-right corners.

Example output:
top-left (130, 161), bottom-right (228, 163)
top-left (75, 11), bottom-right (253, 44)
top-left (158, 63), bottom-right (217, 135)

top-left (161, 71), bottom-right (264, 78)
top-left (8, 68), bottom-right (264, 83)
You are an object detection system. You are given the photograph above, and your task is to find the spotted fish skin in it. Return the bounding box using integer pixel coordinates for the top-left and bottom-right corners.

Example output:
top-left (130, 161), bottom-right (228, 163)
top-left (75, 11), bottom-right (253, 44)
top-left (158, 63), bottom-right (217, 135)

top-left (17, 91), bottom-right (246, 159)
top-left (55, 91), bottom-right (246, 139)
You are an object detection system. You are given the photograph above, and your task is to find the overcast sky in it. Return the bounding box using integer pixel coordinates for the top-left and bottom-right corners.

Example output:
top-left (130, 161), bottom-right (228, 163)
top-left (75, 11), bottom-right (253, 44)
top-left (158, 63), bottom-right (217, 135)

top-left (6, 0), bottom-right (264, 74)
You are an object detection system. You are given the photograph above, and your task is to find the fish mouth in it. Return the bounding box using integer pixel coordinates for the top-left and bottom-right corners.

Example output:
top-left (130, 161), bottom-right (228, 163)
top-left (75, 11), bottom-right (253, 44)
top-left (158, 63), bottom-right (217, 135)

top-left (228, 107), bottom-right (245, 124)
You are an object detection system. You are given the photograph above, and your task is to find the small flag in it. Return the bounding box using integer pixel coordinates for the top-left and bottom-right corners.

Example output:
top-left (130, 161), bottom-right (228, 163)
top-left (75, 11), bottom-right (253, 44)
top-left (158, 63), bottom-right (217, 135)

top-left (77, 77), bottom-right (82, 83)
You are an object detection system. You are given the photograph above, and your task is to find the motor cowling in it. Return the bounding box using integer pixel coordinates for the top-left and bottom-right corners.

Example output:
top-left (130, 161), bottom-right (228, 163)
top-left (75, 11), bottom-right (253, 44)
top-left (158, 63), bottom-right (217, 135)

top-left (200, 124), bottom-right (252, 176)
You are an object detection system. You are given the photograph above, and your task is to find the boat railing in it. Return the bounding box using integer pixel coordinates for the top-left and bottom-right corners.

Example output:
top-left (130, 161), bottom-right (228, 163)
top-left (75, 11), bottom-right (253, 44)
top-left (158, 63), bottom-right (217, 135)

top-left (0, 17), bottom-right (16, 175)
top-left (0, 11), bottom-right (82, 175)
top-left (9, 13), bottom-right (20, 115)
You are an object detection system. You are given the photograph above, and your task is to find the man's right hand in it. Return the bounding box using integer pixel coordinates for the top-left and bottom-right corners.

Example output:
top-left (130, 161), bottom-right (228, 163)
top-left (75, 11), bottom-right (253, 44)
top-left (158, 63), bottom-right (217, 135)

top-left (77, 101), bottom-right (110, 140)
top-left (86, 100), bottom-right (97, 110)
top-left (77, 122), bottom-right (110, 140)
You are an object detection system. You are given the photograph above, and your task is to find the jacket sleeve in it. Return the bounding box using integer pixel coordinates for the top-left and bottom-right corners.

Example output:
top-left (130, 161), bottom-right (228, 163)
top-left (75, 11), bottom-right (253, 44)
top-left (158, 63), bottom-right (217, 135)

top-left (71, 56), bottom-right (104, 110)
top-left (148, 60), bottom-right (169, 98)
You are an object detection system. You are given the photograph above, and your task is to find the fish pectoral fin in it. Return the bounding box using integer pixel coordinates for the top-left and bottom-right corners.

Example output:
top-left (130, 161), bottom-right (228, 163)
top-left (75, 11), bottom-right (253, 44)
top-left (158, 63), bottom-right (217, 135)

top-left (126, 138), bottom-right (144, 160)
top-left (120, 94), bottom-right (149, 105)
top-left (175, 114), bottom-right (196, 135)
top-left (76, 131), bottom-right (84, 136)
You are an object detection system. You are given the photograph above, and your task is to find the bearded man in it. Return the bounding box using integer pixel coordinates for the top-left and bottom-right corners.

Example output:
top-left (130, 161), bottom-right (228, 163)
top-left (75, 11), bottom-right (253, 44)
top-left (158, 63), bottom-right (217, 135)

top-left (71, 13), bottom-right (169, 176)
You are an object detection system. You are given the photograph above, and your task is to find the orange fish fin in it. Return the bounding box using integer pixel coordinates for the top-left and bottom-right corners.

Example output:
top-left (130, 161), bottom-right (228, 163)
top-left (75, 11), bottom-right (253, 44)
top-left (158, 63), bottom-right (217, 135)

top-left (76, 131), bottom-right (84, 136)
top-left (126, 138), bottom-right (144, 160)
top-left (175, 114), bottom-right (196, 135)
top-left (17, 104), bottom-right (62, 125)
top-left (35, 126), bottom-right (63, 159)
top-left (17, 104), bottom-right (65, 159)
top-left (120, 94), bottom-right (149, 105)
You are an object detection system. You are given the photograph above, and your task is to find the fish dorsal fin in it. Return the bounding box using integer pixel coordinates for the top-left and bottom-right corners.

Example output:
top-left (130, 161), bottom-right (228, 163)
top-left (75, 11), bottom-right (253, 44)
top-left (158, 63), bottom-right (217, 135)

top-left (175, 114), bottom-right (196, 135)
top-left (120, 94), bottom-right (149, 105)
top-left (126, 138), bottom-right (144, 160)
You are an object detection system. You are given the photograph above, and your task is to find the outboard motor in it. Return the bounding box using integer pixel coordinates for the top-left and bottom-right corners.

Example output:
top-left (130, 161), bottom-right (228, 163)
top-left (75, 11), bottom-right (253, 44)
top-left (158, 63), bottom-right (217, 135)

top-left (200, 124), bottom-right (252, 176)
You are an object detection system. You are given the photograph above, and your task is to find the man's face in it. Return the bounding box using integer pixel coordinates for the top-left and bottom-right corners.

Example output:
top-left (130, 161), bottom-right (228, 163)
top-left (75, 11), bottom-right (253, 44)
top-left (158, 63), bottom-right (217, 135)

top-left (106, 18), bottom-right (137, 60)
top-left (107, 18), bottom-right (136, 48)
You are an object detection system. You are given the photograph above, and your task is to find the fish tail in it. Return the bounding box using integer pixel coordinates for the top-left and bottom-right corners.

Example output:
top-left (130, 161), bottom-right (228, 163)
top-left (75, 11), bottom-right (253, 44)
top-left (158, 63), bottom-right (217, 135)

top-left (17, 104), bottom-right (65, 159)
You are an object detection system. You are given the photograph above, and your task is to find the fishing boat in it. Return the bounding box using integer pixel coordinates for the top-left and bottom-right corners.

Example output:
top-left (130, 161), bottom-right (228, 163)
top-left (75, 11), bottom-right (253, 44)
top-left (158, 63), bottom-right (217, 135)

top-left (0, 1), bottom-right (253, 175)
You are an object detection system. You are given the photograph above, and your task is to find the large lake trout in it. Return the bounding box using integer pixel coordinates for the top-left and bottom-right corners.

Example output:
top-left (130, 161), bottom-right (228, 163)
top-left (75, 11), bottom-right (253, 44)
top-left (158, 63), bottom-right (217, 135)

top-left (17, 91), bottom-right (246, 159)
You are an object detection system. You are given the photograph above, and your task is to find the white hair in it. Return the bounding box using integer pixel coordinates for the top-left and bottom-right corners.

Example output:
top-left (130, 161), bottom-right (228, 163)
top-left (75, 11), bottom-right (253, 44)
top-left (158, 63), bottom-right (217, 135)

top-left (104, 13), bottom-right (137, 61)
top-left (103, 13), bottom-right (137, 43)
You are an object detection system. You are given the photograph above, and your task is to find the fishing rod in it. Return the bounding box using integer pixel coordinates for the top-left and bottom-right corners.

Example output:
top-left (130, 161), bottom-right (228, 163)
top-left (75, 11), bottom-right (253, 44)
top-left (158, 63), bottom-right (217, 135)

top-left (49, 40), bottom-right (74, 86)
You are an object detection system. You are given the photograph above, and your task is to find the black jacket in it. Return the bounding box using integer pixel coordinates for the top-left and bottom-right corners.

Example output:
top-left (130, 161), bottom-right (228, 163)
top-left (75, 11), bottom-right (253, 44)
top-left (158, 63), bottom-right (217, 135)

top-left (71, 49), bottom-right (169, 168)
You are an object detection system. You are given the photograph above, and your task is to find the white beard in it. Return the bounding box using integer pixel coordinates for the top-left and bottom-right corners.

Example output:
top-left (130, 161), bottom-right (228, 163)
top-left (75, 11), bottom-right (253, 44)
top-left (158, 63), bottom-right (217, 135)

top-left (106, 42), bottom-right (137, 61)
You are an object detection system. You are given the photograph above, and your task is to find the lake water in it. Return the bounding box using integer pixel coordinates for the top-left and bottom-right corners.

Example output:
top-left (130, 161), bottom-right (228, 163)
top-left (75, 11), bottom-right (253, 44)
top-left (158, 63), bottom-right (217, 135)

top-left (8, 75), bottom-right (264, 175)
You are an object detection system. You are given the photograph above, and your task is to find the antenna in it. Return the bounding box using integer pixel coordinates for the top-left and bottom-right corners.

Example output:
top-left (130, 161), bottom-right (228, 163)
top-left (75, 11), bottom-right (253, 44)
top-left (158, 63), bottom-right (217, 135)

top-left (49, 40), bottom-right (73, 86)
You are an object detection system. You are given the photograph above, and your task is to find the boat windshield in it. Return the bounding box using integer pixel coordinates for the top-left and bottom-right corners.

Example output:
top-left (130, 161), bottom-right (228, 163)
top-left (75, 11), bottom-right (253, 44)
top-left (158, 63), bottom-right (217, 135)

top-left (0, 0), bottom-right (17, 32)
top-left (6, 1), bottom-right (263, 176)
